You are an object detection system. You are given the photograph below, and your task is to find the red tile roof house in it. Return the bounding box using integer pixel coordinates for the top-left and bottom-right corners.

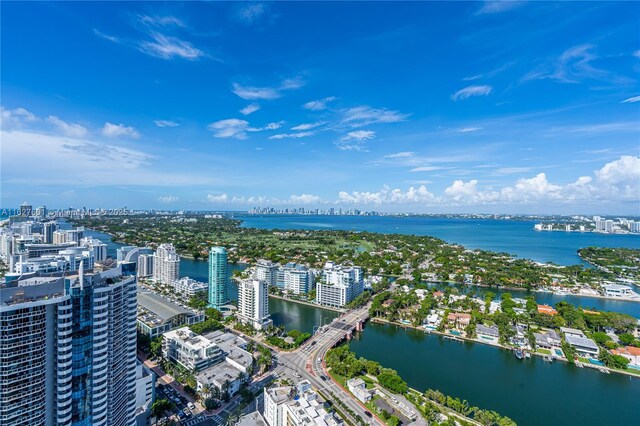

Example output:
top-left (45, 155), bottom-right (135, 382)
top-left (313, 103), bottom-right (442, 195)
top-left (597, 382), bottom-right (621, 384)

top-left (537, 304), bottom-right (558, 315)
top-left (447, 313), bottom-right (471, 330)
top-left (611, 346), bottom-right (640, 366)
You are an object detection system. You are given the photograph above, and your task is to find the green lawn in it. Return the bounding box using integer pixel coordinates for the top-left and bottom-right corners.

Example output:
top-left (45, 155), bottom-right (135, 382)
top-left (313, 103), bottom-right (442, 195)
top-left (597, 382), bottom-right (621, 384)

top-left (536, 348), bottom-right (551, 355)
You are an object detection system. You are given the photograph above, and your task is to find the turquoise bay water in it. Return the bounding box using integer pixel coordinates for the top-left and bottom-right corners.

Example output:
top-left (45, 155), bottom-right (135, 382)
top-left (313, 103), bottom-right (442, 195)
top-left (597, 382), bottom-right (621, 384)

top-left (238, 214), bottom-right (640, 266)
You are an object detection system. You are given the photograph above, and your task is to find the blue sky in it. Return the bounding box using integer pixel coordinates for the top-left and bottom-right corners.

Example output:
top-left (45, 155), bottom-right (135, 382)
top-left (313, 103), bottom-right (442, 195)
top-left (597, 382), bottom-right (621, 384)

top-left (1, 1), bottom-right (639, 214)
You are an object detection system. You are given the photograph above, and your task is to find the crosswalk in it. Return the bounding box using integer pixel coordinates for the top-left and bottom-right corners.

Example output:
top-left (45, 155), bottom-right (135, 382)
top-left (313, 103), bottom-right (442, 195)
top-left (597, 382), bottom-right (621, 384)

top-left (181, 413), bottom-right (225, 426)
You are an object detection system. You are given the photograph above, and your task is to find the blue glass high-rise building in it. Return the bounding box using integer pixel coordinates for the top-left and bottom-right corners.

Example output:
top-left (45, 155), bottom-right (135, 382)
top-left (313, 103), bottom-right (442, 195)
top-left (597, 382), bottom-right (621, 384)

top-left (208, 246), bottom-right (228, 309)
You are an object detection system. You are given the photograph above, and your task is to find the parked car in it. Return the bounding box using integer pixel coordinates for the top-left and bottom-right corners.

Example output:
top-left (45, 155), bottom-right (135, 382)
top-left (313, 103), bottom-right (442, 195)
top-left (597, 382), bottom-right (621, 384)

top-left (183, 408), bottom-right (191, 417)
top-left (187, 402), bottom-right (195, 410)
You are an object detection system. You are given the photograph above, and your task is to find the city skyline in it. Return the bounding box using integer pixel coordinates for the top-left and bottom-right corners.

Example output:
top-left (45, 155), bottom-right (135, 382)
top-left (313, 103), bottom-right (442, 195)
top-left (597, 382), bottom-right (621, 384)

top-left (1, 2), bottom-right (639, 214)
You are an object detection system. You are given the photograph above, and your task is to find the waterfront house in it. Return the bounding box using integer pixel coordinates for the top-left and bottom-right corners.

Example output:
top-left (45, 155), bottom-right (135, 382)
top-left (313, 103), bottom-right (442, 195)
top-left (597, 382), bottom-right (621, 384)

top-left (533, 330), bottom-right (562, 349)
top-left (602, 284), bottom-right (636, 298)
top-left (346, 378), bottom-right (373, 403)
top-left (447, 313), bottom-right (471, 330)
top-left (476, 324), bottom-right (500, 341)
top-left (424, 311), bottom-right (442, 328)
top-left (537, 304), bottom-right (558, 315)
top-left (433, 291), bottom-right (444, 299)
top-left (560, 327), bottom-right (586, 339)
top-left (564, 335), bottom-right (599, 357)
top-left (610, 346), bottom-right (640, 366)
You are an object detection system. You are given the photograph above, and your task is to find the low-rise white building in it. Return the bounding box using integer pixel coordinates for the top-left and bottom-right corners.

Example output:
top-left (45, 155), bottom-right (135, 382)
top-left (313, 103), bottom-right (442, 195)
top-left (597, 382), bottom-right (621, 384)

top-left (172, 276), bottom-right (208, 298)
top-left (346, 378), bottom-right (372, 403)
top-left (162, 327), bottom-right (223, 371)
top-left (603, 284), bottom-right (636, 298)
top-left (264, 381), bottom-right (341, 426)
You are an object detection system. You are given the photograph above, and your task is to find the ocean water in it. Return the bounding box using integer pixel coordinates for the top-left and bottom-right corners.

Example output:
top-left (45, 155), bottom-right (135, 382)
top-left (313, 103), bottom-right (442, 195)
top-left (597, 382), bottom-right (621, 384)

top-left (238, 215), bottom-right (640, 266)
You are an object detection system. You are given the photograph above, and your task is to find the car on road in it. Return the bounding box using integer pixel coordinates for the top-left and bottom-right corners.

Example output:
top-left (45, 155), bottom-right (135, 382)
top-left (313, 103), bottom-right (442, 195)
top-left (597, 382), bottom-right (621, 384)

top-left (320, 375), bottom-right (327, 381)
top-left (317, 357), bottom-right (321, 363)
top-left (364, 411), bottom-right (372, 418)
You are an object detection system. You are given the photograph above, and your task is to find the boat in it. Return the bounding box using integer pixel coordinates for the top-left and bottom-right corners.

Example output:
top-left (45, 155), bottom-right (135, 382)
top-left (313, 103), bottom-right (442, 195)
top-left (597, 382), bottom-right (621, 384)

top-left (514, 349), bottom-right (524, 360)
top-left (576, 362), bottom-right (584, 368)
top-left (543, 355), bottom-right (553, 362)
top-left (599, 367), bottom-right (610, 374)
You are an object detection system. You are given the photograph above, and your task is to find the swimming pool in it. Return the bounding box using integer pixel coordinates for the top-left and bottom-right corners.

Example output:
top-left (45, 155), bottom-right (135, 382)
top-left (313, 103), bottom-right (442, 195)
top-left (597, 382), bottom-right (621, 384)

top-left (554, 349), bottom-right (563, 357)
top-left (450, 330), bottom-right (462, 336)
top-left (589, 359), bottom-right (605, 366)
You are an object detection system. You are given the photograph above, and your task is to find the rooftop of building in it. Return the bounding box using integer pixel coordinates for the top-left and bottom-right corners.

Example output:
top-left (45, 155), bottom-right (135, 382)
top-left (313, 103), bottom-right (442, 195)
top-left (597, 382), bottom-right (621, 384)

top-left (236, 411), bottom-right (267, 426)
top-left (565, 334), bottom-right (599, 350)
top-left (195, 360), bottom-right (244, 386)
top-left (265, 385), bottom-right (293, 404)
top-left (164, 327), bottom-right (219, 351)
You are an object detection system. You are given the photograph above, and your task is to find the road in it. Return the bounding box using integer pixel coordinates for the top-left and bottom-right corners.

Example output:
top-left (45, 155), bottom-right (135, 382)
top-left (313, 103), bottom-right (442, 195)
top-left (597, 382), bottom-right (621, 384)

top-left (277, 306), bottom-right (385, 426)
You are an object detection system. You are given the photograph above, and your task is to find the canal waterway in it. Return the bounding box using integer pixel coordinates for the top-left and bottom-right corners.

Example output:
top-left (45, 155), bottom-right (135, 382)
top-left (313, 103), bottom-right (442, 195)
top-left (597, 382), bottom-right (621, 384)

top-left (349, 322), bottom-right (640, 426)
top-left (82, 224), bottom-right (640, 424)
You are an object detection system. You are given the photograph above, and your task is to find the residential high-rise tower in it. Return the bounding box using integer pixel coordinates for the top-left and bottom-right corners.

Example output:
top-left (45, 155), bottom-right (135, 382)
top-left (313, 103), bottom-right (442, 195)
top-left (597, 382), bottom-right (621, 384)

top-left (208, 246), bottom-right (228, 309)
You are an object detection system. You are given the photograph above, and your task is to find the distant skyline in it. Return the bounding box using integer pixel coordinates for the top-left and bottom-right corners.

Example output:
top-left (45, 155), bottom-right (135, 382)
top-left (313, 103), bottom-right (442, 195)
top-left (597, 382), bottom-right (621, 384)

top-left (1, 1), bottom-right (639, 214)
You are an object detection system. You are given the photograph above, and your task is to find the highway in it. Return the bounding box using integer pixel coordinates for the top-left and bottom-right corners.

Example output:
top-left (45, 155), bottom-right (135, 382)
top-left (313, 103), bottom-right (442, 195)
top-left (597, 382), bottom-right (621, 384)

top-left (277, 305), bottom-right (385, 426)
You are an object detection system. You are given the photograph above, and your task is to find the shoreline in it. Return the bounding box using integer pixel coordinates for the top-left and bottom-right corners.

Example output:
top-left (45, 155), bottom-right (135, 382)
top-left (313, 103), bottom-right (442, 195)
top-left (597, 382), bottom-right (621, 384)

top-left (367, 317), bottom-right (640, 379)
top-left (82, 223), bottom-right (640, 304)
top-left (268, 293), bottom-right (346, 313)
top-left (423, 280), bottom-right (640, 304)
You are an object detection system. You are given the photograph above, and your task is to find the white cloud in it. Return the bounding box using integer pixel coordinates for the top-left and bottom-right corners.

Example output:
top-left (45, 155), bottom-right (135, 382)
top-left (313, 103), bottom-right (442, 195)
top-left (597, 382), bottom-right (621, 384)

top-left (207, 193), bottom-right (229, 203)
top-left (303, 96), bottom-right (337, 111)
top-left (264, 121), bottom-right (284, 130)
top-left (410, 166), bottom-right (449, 172)
top-left (269, 132), bottom-right (314, 140)
top-left (154, 119), bottom-right (180, 127)
top-left (1, 106), bottom-right (37, 128)
top-left (46, 116), bottom-right (88, 138)
top-left (336, 130), bottom-right (376, 151)
top-left (385, 151), bottom-right (415, 158)
top-left (139, 32), bottom-right (204, 60)
top-left (634, 50), bottom-right (640, 58)
top-left (93, 28), bottom-right (120, 43)
top-left (338, 185), bottom-right (437, 205)
top-left (523, 44), bottom-right (622, 84)
top-left (1, 129), bottom-right (217, 187)
top-left (458, 127), bottom-right (483, 133)
top-left (451, 85), bottom-right (493, 101)
top-left (238, 3), bottom-right (267, 24)
top-left (492, 167), bottom-right (533, 175)
top-left (232, 83), bottom-right (280, 100)
top-left (138, 15), bottom-right (185, 28)
top-left (208, 119), bottom-right (252, 139)
top-left (289, 194), bottom-right (321, 204)
top-left (240, 104), bottom-right (261, 115)
top-left (232, 78), bottom-right (304, 101)
top-left (208, 119), bottom-right (283, 139)
top-left (336, 156), bottom-right (640, 207)
top-left (621, 95), bottom-right (640, 103)
top-left (476, 1), bottom-right (524, 15)
top-left (291, 121), bottom-right (326, 131)
top-left (342, 106), bottom-right (408, 127)
top-left (158, 195), bottom-right (178, 203)
top-left (101, 122), bottom-right (140, 139)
